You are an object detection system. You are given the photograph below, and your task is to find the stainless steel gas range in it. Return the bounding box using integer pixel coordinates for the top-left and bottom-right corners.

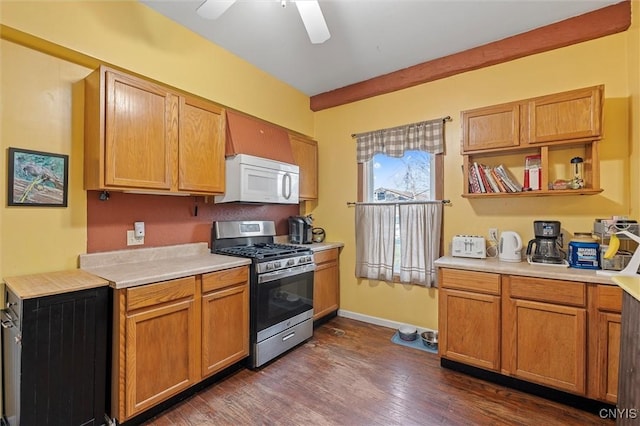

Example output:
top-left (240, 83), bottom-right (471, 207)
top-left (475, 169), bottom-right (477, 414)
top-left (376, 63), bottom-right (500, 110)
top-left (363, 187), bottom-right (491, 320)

top-left (211, 220), bottom-right (315, 368)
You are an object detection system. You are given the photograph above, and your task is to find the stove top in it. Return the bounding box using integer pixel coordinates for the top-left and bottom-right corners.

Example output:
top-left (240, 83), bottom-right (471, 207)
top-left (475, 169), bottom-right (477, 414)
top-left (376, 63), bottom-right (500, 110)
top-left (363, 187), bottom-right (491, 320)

top-left (216, 243), bottom-right (311, 260)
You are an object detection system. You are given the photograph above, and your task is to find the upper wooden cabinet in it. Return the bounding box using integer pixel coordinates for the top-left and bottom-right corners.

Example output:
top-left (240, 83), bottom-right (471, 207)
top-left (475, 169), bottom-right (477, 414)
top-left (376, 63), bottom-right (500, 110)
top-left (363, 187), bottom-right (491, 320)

top-left (460, 85), bottom-right (604, 198)
top-left (462, 102), bottom-right (521, 152)
top-left (524, 86), bottom-right (603, 145)
top-left (462, 85), bottom-right (603, 154)
top-left (84, 66), bottom-right (226, 195)
top-left (289, 134), bottom-right (318, 200)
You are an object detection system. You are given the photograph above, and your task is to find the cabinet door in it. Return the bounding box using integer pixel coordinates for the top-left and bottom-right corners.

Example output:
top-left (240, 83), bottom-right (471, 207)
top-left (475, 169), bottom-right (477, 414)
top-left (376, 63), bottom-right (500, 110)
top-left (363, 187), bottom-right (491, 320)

top-left (462, 102), bottom-right (521, 152)
top-left (105, 70), bottom-right (175, 190)
top-left (505, 299), bottom-right (586, 394)
top-left (125, 291), bottom-right (199, 417)
top-left (202, 283), bottom-right (249, 377)
top-left (290, 135), bottom-right (318, 200)
top-left (313, 249), bottom-right (339, 320)
top-left (439, 288), bottom-right (501, 371)
top-left (597, 311), bottom-right (621, 403)
top-left (178, 96), bottom-right (226, 194)
top-left (525, 86), bottom-right (602, 144)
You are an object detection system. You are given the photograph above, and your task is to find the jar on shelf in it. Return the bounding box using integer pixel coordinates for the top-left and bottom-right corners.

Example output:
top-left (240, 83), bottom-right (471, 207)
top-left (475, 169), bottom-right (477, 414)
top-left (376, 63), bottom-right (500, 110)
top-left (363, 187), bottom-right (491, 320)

top-left (569, 157), bottom-right (584, 189)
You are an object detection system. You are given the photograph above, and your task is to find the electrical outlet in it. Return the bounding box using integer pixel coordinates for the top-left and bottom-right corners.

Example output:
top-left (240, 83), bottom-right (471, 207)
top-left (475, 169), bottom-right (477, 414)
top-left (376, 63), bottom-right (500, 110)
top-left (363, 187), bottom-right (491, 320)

top-left (489, 228), bottom-right (499, 242)
top-left (127, 230), bottom-right (144, 246)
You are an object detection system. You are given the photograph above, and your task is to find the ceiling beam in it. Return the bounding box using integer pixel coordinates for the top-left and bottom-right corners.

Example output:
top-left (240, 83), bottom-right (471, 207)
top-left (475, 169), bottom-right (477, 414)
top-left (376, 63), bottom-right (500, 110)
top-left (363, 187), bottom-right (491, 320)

top-left (310, 0), bottom-right (631, 112)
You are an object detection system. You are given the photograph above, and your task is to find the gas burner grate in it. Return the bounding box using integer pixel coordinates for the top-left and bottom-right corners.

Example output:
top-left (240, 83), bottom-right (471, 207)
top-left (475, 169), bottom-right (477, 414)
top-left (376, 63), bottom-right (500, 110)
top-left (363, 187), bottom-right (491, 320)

top-left (216, 243), bottom-right (309, 259)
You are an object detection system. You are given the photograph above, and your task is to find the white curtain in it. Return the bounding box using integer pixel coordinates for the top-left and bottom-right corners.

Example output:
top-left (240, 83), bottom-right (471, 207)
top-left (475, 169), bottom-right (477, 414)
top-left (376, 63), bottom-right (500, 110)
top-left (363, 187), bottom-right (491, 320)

top-left (355, 204), bottom-right (396, 281)
top-left (398, 203), bottom-right (442, 286)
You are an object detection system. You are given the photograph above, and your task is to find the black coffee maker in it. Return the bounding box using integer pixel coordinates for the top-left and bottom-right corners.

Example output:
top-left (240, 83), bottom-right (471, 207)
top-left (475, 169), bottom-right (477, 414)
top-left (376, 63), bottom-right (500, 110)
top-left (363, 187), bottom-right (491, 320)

top-left (526, 220), bottom-right (565, 264)
top-left (289, 215), bottom-right (313, 244)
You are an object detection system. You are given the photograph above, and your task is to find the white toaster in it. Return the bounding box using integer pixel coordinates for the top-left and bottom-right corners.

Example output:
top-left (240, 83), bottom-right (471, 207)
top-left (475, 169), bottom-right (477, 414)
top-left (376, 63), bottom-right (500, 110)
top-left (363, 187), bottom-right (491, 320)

top-left (451, 235), bottom-right (486, 259)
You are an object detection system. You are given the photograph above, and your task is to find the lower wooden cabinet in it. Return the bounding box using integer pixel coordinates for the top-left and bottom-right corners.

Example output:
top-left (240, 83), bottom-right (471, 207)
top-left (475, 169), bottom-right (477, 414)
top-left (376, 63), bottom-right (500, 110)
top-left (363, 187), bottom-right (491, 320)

top-left (111, 266), bottom-right (249, 423)
top-left (313, 248), bottom-right (340, 320)
top-left (201, 267), bottom-right (249, 378)
top-left (438, 269), bottom-right (501, 371)
top-left (122, 277), bottom-right (200, 418)
top-left (503, 276), bottom-right (587, 394)
top-left (438, 267), bottom-right (621, 403)
top-left (589, 284), bottom-right (622, 403)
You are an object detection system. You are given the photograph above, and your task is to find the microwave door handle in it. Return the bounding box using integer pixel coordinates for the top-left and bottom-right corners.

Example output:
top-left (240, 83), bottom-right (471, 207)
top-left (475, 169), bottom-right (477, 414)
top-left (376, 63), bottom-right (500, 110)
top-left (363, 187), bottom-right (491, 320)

top-left (282, 173), bottom-right (291, 200)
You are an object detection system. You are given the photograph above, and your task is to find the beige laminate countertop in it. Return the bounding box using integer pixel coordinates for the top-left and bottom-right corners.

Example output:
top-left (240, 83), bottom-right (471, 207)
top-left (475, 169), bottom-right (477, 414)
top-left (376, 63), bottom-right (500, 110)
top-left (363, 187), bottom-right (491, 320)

top-left (611, 276), bottom-right (640, 302)
top-left (435, 256), bottom-right (618, 285)
top-left (80, 243), bottom-right (251, 289)
top-left (273, 236), bottom-right (344, 252)
top-left (4, 269), bottom-right (109, 299)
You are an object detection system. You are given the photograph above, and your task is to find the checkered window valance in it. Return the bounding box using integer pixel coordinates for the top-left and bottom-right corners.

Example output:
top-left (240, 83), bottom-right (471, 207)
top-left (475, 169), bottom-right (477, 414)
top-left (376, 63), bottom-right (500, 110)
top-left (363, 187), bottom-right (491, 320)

top-left (354, 118), bottom-right (444, 163)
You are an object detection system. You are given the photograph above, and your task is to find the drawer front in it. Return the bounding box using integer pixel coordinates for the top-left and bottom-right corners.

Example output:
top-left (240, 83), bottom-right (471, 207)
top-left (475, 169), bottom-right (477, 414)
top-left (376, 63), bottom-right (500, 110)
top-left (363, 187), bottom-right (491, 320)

top-left (440, 268), bottom-right (500, 295)
top-left (202, 266), bottom-right (248, 293)
top-left (314, 248), bottom-right (338, 265)
top-left (126, 276), bottom-right (196, 311)
top-left (508, 276), bottom-right (585, 307)
top-left (597, 285), bottom-right (623, 313)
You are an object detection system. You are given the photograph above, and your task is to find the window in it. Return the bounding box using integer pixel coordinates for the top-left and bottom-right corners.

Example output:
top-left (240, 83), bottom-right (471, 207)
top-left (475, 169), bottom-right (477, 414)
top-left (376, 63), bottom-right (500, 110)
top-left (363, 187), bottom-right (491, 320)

top-left (363, 150), bottom-right (435, 203)
top-left (360, 150), bottom-right (442, 276)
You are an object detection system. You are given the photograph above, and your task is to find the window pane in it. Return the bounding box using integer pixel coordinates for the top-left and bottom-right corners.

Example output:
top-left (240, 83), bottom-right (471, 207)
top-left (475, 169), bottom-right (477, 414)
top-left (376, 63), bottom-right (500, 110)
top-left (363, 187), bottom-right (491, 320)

top-left (369, 150), bottom-right (434, 202)
top-left (366, 150), bottom-right (434, 274)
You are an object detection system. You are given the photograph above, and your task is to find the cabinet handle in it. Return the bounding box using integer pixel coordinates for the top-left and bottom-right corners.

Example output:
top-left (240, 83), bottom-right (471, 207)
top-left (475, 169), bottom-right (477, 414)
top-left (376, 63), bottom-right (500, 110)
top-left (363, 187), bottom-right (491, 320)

top-left (0, 310), bottom-right (15, 328)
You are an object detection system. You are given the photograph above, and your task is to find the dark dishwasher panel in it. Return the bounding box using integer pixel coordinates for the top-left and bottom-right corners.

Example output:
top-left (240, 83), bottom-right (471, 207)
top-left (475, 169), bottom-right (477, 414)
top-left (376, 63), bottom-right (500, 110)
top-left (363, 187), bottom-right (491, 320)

top-left (2, 286), bottom-right (109, 426)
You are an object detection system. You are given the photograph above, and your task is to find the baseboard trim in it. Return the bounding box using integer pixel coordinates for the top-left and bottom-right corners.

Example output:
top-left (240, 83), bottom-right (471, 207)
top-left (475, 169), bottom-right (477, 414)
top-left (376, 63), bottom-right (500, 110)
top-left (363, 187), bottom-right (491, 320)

top-left (337, 309), bottom-right (437, 334)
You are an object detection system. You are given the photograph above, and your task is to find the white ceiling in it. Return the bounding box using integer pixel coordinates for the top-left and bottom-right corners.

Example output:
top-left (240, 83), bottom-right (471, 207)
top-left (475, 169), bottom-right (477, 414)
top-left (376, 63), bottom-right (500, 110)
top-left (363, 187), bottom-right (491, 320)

top-left (142, 0), bottom-right (621, 97)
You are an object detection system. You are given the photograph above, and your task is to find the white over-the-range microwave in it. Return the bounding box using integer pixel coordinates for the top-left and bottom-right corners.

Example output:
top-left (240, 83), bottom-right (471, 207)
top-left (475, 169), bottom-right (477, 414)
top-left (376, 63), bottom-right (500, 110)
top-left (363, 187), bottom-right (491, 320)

top-left (214, 154), bottom-right (300, 204)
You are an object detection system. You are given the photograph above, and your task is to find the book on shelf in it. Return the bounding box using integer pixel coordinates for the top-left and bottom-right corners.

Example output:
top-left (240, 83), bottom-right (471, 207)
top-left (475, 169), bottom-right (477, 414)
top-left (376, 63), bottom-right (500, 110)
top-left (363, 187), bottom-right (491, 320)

top-left (468, 164), bottom-right (482, 193)
top-left (472, 162), bottom-right (486, 192)
top-left (495, 164), bottom-right (523, 192)
top-left (468, 163), bottom-right (523, 193)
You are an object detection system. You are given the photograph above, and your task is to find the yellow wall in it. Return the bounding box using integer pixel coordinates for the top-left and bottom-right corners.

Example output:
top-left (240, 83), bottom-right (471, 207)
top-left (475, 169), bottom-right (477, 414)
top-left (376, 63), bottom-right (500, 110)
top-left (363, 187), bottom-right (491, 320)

top-left (0, 1), bottom-right (313, 135)
top-left (0, 1), bottom-right (315, 279)
top-left (314, 31), bottom-right (635, 330)
top-left (1, 41), bottom-right (91, 276)
top-left (1, 0), bottom-right (639, 331)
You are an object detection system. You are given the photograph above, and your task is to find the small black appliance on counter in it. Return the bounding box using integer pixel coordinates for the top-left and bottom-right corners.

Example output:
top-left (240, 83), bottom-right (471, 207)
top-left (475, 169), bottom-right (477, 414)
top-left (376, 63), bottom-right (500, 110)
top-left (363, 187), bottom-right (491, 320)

top-left (289, 215), bottom-right (313, 244)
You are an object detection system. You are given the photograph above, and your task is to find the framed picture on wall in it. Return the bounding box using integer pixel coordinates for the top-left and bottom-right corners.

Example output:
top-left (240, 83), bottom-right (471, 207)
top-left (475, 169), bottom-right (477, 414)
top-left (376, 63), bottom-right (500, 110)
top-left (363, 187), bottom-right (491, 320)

top-left (7, 147), bottom-right (69, 207)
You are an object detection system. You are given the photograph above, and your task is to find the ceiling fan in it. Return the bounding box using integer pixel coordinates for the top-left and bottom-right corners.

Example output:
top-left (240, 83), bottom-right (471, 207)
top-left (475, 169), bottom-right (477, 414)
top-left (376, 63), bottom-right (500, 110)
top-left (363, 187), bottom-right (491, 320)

top-left (196, 0), bottom-right (331, 44)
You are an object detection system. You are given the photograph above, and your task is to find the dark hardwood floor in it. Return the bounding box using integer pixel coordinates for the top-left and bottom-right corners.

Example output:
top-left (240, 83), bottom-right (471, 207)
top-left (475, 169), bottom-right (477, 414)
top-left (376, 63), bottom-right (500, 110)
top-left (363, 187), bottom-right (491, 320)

top-left (144, 317), bottom-right (613, 426)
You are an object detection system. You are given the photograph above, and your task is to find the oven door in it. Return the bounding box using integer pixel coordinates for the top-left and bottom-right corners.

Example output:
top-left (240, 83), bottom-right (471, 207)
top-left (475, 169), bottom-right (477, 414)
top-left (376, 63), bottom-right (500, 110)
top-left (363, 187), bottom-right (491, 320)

top-left (255, 264), bottom-right (314, 338)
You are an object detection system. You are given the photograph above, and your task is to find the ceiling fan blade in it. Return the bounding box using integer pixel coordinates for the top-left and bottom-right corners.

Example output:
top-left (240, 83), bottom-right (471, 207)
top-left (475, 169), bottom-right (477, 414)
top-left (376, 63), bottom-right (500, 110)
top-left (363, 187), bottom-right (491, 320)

top-left (294, 0), bottom-right (330, 44)
top-left (196, 0), bottom-right (236, 20)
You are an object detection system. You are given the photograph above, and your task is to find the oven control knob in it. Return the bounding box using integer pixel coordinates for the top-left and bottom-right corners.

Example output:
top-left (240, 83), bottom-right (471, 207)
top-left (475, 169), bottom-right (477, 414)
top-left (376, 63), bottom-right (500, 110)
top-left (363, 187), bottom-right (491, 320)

top-left (287, 259), bottom-right (295, 266)
top-left (266, 263), bottom-right (274, 271)
top-left (274, 261), bottom-right (282, 269)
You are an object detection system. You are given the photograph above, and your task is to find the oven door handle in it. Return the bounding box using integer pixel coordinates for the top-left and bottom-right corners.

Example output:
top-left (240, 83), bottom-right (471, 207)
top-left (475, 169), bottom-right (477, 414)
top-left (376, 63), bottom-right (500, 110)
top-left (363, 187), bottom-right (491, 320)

top-left (0, 310), bottom-right (16, 329)
top-left (258, 264), bottom-right (316, 284)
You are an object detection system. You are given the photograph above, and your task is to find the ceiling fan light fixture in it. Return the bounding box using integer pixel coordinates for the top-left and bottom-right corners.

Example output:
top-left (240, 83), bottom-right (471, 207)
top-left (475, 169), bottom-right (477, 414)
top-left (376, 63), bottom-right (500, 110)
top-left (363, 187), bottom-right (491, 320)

top-left (294, 0), bottom-right (331, 44)
top-left (196, 0), bottom-right (236, 20)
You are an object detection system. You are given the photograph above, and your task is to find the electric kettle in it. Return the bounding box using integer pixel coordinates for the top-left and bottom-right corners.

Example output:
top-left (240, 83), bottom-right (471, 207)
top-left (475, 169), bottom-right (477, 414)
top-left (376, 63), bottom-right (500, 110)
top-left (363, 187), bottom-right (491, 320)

top-left (499, 231), bottom-right (523, 262)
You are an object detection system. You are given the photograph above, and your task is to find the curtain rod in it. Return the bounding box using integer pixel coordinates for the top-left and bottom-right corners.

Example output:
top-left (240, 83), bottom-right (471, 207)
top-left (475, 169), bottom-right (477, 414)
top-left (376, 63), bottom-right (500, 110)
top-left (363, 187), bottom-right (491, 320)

top-left (351, 116), bottom-right (452, 138)
top-left (347, 200), bottom-right (450, 207)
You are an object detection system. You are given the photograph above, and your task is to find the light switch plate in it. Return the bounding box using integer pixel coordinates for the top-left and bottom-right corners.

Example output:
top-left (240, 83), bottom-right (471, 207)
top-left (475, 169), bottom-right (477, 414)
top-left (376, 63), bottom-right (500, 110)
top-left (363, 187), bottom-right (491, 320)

top-left (127, 230), bottom-right (144, 246)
